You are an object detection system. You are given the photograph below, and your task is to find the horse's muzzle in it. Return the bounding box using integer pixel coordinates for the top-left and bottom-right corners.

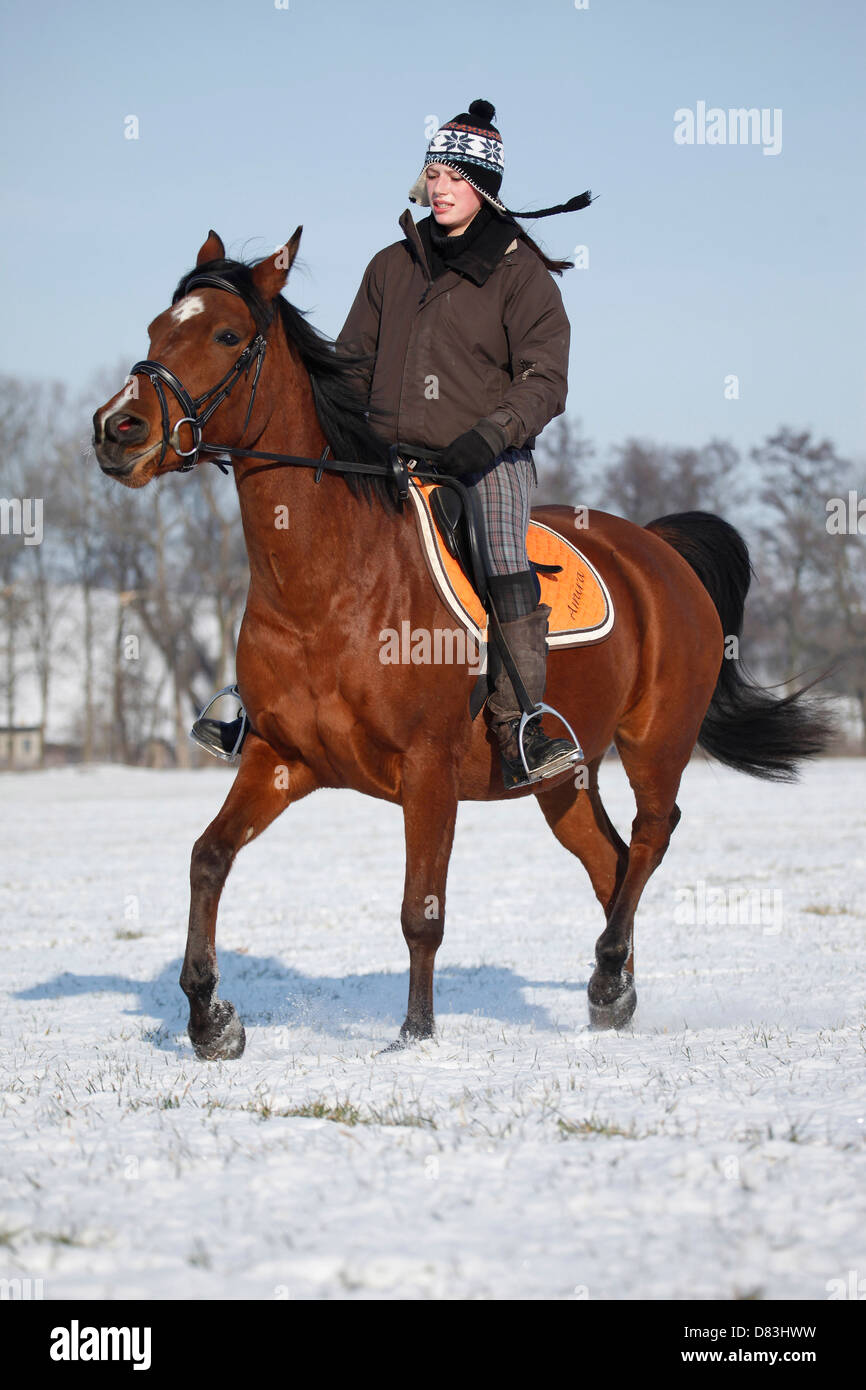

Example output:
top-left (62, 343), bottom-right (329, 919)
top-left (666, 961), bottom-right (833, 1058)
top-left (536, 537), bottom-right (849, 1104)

top-left (92, 406), bottom-right (156, 475)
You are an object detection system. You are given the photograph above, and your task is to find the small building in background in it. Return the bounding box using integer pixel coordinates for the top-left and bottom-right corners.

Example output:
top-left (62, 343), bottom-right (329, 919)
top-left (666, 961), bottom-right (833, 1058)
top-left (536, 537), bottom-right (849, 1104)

top-left (0, 725), bottom-right (44, 770)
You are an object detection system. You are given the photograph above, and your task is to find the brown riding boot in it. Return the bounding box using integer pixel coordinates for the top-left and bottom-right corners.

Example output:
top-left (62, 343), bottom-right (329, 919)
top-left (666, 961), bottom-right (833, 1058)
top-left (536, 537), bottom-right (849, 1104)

top-left (485, 604), bottom-right (582, 790)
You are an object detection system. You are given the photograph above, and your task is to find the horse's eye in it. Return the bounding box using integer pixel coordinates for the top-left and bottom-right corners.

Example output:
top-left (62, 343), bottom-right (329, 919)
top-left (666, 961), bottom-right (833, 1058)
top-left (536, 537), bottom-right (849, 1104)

top-left (216, 330), bottom-right (240, 346)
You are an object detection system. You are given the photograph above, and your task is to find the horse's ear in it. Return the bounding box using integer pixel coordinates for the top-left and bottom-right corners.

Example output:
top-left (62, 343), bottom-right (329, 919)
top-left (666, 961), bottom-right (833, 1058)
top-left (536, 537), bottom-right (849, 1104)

top-left (196, 230), bottom-right (226, 266)
top-left (251, 227), bottom-right (303, 300)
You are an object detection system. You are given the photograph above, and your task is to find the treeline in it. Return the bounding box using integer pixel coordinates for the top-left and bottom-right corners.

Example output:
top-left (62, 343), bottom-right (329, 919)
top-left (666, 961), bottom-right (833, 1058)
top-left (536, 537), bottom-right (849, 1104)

top-left (1, 371), bottom-right (864, 763)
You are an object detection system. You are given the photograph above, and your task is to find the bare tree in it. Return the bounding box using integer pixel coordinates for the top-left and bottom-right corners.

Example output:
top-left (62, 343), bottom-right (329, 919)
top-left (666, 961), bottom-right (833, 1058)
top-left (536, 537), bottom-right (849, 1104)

top-left (749, 429), bottom-right (844, 679)
top-left (533, 415), bottom-right (595, 507)
top-left (598, 436), bottom-right (743, 524)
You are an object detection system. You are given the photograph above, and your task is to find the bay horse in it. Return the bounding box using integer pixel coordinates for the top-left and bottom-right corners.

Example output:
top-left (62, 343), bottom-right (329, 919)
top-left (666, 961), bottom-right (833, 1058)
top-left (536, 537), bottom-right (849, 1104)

top-left (93, 229), bottom-right (830, 1058)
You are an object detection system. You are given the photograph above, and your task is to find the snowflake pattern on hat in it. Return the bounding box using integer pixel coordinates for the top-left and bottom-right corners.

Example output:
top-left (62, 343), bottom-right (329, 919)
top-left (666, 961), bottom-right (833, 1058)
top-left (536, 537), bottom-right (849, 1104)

top-left (426, 127), bottom-right (504, 174)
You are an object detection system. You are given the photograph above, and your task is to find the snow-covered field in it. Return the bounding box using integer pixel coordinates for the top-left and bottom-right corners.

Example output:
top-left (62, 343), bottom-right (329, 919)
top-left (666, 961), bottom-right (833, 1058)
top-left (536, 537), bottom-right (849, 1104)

top-left (1, 756), bottom-right (864, 1301)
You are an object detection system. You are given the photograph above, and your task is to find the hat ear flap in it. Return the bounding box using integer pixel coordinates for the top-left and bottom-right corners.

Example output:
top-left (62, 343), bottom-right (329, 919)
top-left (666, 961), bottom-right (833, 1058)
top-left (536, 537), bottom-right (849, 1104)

top-left (408, 169), bottom-right (430, 206)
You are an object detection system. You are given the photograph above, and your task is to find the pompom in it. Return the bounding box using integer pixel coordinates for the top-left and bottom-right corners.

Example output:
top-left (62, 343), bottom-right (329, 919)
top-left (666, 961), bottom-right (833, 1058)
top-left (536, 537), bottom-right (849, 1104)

top-left (468, 99), bottom-right (496, 124)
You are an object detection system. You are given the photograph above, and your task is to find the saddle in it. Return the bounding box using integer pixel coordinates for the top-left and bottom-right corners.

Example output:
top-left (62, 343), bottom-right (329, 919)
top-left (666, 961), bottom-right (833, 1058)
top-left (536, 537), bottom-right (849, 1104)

top-left (407, 479), bottom-right (615, 718)
top-left (429, 483), bottom-right (556, 604)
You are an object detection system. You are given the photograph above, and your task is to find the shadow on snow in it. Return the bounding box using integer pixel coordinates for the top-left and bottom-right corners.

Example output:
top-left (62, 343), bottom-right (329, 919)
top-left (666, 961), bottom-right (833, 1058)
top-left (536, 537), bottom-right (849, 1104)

top-left (15, 952), bottom-right (589, 1053)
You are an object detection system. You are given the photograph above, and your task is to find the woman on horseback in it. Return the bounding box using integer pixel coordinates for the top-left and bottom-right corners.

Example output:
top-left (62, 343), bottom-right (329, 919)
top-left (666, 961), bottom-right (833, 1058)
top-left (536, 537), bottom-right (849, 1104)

top-left (337, 97), bottom-right (592, 787)
top-left (193, 97), bottom-right (593, 789)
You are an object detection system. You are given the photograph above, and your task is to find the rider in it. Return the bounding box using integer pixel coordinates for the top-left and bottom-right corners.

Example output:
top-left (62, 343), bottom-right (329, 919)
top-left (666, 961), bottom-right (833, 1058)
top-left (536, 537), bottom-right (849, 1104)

top-left (193, 98), bottom-right (592, 788)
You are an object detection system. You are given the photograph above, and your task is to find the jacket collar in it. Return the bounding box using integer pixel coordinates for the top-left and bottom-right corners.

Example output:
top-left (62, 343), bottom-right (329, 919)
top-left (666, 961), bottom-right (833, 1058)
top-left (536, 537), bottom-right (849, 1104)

top-left (398, 208), bottom-right (519, 286)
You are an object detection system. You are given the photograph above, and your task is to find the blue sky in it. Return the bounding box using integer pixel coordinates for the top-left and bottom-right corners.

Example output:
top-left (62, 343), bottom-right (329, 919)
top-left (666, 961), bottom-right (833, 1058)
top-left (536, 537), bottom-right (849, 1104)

top-left (1, 0), bottom-right (863, 464)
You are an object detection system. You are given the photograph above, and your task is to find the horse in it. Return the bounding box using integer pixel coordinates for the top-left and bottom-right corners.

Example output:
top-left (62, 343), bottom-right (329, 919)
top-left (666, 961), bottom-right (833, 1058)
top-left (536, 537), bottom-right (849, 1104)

top-left (92, 228), bottom-right (831, 1059)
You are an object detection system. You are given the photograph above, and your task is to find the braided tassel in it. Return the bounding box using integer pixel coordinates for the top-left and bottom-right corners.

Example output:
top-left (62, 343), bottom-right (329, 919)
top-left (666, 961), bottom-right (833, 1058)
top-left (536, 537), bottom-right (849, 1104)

top-left (502, 190), bottom-right (594, 219)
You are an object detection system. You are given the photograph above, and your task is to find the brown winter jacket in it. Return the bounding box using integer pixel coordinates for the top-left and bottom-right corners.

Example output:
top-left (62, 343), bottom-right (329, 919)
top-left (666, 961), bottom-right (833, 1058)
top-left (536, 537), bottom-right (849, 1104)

top-left (336, 207), bottom-right (571, 456)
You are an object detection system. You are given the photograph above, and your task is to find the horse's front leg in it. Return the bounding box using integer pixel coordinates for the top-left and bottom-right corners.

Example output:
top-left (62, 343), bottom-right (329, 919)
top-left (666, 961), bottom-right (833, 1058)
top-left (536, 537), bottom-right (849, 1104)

top-left (180, 735), bottom-right (319, 1060)
top-left (390, 756), bottom-right (459, 1049)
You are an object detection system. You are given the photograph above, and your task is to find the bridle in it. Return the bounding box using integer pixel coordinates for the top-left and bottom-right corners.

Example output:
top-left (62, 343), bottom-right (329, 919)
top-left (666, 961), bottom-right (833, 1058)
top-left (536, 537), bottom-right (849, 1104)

top-left (123, 272), bottom-right (440, 496)
top-left (125, 270), bottom-right (429, 491)
top-left (127, 274), bottom-right (269, 472)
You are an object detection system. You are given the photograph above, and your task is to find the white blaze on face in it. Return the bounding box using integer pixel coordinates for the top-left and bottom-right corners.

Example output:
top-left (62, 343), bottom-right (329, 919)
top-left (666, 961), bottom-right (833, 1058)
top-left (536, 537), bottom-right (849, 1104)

top-left (170, 294), bottom-right (205, 323)
top-left (96, 377), bottom-right (138, 432)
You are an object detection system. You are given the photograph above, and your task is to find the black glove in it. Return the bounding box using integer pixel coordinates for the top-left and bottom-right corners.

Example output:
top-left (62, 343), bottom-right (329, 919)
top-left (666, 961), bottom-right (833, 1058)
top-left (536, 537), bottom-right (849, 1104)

top-left (437, 428), bottom-right (495, 477)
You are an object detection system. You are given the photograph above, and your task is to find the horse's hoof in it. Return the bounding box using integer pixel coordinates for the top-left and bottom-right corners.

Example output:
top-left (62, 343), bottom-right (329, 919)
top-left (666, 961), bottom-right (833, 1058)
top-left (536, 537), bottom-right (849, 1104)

top-left (587, 973), bottom-right (637, 1030)
top-left (376, 1023), bottom-right (435, 1055)
top-left (191, 1000), bottom-right (246, 1060)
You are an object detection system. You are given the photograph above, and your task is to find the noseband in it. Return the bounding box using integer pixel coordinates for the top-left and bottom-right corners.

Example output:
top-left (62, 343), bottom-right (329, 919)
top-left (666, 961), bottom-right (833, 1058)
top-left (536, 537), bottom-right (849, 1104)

top-left (126, 274), bottom-right (269, 472)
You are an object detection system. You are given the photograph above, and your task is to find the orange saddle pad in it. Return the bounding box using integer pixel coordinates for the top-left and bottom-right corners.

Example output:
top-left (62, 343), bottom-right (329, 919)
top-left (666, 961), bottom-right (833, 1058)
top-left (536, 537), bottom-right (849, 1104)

top-left (407, 482), bottom-right (614, 648)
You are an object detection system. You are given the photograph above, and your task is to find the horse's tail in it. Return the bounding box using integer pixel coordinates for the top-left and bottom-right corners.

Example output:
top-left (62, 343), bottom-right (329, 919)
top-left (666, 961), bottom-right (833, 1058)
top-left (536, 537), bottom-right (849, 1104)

top-left (645, 510), bottom-right (835, 781)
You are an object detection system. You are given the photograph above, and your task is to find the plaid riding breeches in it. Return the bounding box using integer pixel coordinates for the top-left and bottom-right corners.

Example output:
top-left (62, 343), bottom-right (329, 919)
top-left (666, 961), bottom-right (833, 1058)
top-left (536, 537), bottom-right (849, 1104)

top-left (459, 446), bottom-right (538, 576)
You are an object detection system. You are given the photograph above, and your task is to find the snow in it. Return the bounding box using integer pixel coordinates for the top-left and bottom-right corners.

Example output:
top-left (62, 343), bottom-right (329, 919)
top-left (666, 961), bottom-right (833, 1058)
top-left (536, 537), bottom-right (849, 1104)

top-left (1, 756), bottom-right (864, 1300)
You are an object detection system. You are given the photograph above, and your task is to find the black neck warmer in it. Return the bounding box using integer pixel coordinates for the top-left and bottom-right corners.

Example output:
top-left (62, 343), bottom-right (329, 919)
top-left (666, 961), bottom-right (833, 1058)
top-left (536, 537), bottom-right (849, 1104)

top-left (428, 201), bottom-right (493, 259)
top-left (423, 202), bottom-right (496, 279)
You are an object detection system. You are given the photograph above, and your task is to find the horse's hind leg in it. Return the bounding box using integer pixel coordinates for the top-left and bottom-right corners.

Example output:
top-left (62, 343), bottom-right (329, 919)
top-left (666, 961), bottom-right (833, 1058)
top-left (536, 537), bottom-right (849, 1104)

top-left (180, 734), bottom-right (319, 1060)
top-left (536, 757), bottom-right (629, 921)
top-left (587, 735), bottom-right (685, 1029)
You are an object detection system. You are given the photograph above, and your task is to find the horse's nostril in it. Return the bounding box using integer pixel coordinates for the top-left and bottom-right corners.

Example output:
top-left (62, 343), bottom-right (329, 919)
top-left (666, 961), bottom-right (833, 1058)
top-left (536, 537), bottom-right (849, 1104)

top-left (105, 412), bottom-right (148, 445)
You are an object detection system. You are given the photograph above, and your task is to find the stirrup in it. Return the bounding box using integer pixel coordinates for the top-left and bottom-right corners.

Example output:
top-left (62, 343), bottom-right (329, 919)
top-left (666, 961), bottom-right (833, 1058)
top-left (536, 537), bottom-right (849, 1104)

top-left (190, 684), bottom-right (249, 763)
top-left (515, 702), bottom-right (584, 784)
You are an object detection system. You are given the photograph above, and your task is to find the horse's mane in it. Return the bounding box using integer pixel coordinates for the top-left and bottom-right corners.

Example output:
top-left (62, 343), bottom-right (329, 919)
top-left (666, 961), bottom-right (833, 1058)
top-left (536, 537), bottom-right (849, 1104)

top-left (172, 256), bottom-right (401, 514)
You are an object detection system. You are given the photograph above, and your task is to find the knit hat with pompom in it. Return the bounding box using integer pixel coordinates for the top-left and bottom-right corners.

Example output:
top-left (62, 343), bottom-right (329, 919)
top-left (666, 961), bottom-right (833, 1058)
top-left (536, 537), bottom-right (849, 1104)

top-left (408, 98), bottom-right (593, 220)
